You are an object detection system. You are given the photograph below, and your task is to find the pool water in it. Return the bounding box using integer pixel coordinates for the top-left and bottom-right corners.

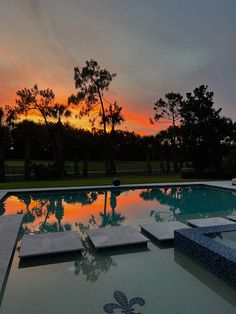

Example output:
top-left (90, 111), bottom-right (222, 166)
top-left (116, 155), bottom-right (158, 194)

top-left (1, 186), bottom-right (236, 234)
top-left (0, 185), bottom-right (236, 313)
top-left (208, 231), bottom-right (236, 250)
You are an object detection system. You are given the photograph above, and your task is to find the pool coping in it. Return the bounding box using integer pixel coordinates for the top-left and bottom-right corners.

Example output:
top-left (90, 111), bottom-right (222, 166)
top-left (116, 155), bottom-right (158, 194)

top-left (0, 180), bottom-right (236, 202)
top-left (175, 224), bottom-right (236, 286)
top-left (0, 215), bottom-right (23, 303)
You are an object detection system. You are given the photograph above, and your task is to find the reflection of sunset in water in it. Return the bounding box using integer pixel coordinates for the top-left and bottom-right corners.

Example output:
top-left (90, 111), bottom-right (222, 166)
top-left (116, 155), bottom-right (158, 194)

top-left (2, 190), bottom-right (160, 233)
top-left (2, 186), bottom-right (236, 234)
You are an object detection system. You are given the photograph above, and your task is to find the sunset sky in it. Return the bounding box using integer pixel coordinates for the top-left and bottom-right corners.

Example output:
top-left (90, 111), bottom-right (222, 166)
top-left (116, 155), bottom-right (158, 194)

top-left (0, 0), bottom-right (236, 134)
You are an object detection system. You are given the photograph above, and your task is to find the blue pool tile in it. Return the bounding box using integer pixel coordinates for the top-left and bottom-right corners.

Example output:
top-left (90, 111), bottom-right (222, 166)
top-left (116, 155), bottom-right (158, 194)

top-left (175, 224), bottom-right (236, 286)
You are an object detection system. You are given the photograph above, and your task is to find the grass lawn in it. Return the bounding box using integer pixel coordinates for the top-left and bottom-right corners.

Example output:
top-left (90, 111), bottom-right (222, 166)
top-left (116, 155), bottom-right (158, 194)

top-left (5, 159), bottom-right (174, 175)
top-left (0, 175), bottom-right (205, 190)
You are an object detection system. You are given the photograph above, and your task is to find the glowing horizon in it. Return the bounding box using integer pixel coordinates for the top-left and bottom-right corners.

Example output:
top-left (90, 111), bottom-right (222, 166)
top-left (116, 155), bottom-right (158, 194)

top-left (7, 89), bottom-right (167, 135)
top-left (1, 1), bottom-right (235, 135)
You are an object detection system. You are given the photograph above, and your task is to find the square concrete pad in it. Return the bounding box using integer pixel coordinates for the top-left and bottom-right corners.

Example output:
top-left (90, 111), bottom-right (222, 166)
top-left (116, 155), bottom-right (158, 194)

top-left (87, 225), bottom-right (149, 250)
top-left (19, 231), bottom-right (83, 258)
top-left (227, 215), bottom-right (236, 222)
top-left (140, 221), bottom-right (190, 241)
top-left (186, 217), bottom-right (235, 228)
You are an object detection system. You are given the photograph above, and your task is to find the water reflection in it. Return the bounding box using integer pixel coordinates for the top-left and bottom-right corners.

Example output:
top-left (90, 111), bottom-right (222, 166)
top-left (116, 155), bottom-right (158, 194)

top-left (19, 224), bottom-right (117, 282)
top-left (6, 190), bottom-right (124, 281)
top-left (140, 186), bottom-right (236, 221)
top-left (0, 199), bottom-right (5, 216)
top-left (15, 194), bottom-right (74, 237)
top-left (1, 186), bottom-right (236, 234)
top-left (71, 191), bottom-right (126, 281)
top-left (88, 190), bottom-right (125, 228)
top-left (1, 190), bottom-right (127, 237)
top-left (74, 224), bottom-right (117, 282)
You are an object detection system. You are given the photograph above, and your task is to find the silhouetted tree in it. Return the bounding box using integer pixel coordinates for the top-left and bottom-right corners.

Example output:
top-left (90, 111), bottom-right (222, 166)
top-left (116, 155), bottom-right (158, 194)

top-left (69, 59), bottom-right (116, 133)
top-left (151, 92), bottom-right (183, 171)
top-left (0, 105), bottom-right (12, 181)
top-left (180, 85), bottom-right (224, 171)
top-left (15, 85), bottom-right (71, 176)
top-left (49, 104), bottom-right (71, 175)
top-left (69, 59), bottom-right (118, 174)
top-left (12, 120), bottom-right (38, 179)
top-left (0, 106), bottom-right (5, 181)
top-left (152, 92), bottom-right (183, 127)
top-left (104, 101), bottom-right (125, 173)
top-left (104, 101), bottom-right (124, 133)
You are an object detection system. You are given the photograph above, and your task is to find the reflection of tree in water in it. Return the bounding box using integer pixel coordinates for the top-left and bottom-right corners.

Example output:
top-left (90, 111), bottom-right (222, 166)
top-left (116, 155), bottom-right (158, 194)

top-left (140, 186), bottom-right (236, 221)
top-left (16, 194), bottom-right (36, 238)
top-left (39, 195), bottom-right (71, 232)
top-left (63, 191), bottom-right (99, 206)
top-left (12, 193), bottom-right (72, 235)
top-left (74, 223), bottom-right (117, 282)
top-left (89, 190), bottom-right (125, 228)
top-left (73, 190), bottom-right (125, 281)
top-left (10, 190), bottom-right (101, 235)
top-left (6, 186), bottom-right (125, 284)
top-left (18, 195), bottom-right (35, 222)
top-left (6, 189), bottom-right (125, 232)
top-left (0, 199), bottom-right (6, 216)
top-left (2, 190), bottom-right (119, 281)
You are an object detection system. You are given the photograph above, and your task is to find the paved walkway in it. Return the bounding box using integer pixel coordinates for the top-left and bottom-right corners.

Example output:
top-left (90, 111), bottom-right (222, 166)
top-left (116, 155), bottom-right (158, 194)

top-left (0, 215), bottom-right (23, 300)
top-left (205, 180), bottom-right (236, 190)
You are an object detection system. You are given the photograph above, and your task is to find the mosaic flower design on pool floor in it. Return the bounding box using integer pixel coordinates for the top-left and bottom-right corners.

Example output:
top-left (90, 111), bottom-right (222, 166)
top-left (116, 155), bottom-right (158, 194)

top-left (103, 290), bottom-right (145, 313)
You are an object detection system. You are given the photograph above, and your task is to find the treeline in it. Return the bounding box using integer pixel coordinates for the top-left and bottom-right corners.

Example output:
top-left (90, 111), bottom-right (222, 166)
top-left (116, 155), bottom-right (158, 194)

top-left (0, 59), bottom-right (236, 181)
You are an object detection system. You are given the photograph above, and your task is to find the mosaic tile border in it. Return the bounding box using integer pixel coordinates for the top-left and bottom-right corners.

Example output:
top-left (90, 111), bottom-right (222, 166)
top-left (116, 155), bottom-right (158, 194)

top-left (174, 224), bottom-right (236, 286)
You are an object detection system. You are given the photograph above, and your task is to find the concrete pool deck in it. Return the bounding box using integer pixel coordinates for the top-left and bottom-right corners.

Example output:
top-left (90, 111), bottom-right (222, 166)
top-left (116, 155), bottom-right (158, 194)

top-left (0, 214), bottom-right (23, 299)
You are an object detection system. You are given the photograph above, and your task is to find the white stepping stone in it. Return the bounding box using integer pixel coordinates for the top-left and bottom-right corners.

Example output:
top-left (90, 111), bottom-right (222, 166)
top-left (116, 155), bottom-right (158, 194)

top-left (186, 217), bottom-right (235, 228)
top-left (87, 225), bottom-right (149, 250)
top-left (227, 215), bottom-right (236, 222)
top-left (0, 214), bottom-right (23, 295)
top-left (140, 221), bottom-right (190, 242)
top-left (19, 231), bottom-right (83, 258)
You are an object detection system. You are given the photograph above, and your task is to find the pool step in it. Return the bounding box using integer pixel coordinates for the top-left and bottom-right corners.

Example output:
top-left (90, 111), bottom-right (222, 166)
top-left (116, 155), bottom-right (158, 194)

top-left (186, 217), bottom-right (235, 228)
top-left (140, 221), bottom-right (190, 242)
top-left (87, 225), bottom-right (149, 250)
top-left (19, 231), bottom-right (83, 258)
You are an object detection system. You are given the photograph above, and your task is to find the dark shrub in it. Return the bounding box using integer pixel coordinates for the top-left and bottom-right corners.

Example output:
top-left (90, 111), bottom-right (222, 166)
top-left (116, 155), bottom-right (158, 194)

top-left (221, 149), bottom-right (236, 177)
top-left (32, 163), bottom-right (58, 179)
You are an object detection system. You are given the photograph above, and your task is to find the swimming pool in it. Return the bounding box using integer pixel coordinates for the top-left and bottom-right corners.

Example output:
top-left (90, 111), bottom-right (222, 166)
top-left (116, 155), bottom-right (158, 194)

top-left (0, 185), bottom-right (236, 313)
